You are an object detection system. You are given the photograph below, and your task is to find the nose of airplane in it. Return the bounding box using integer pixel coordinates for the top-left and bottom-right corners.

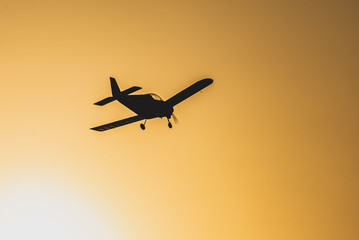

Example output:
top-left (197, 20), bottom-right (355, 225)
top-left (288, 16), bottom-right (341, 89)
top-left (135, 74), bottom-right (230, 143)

top-left (164, 105), bottom-right (174, 119)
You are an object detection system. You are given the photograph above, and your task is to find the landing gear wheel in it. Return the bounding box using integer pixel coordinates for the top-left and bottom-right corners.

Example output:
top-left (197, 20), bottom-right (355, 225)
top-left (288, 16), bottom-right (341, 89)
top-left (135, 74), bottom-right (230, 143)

top-left (140, 123), bottom-right (145, 130)
top-left (168, 122), bottom-right (172, 129)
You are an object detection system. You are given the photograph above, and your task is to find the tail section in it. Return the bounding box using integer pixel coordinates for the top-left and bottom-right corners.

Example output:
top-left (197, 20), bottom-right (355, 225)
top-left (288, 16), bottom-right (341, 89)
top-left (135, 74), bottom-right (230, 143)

top-left (110, 77), bottom-right (121, 98)
top-left (94, 77), bottom-right (120, 106)
top-left (94, 96), bottom-right (115, 106)
top-left (94, 77), bottom-right (142, 106)
top-left (122, 86), bottom-right (142, 95)
top-left (110, 77), bottom-right (142, 96)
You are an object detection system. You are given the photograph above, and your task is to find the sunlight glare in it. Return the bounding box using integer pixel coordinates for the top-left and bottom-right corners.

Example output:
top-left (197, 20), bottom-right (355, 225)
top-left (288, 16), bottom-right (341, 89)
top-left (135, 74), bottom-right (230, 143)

top-left (0, 178), bottom-right (119, 240)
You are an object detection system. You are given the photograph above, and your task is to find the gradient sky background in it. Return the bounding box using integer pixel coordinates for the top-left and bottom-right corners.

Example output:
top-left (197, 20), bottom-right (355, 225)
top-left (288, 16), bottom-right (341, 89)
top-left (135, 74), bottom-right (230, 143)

top-left (1, 1), bottom-right (358, 239)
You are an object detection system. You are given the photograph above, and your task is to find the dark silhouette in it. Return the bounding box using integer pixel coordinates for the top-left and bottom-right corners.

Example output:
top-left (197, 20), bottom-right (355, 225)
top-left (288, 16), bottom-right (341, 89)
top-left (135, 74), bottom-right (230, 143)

top-left (91, 77), bottom-right (213, 131)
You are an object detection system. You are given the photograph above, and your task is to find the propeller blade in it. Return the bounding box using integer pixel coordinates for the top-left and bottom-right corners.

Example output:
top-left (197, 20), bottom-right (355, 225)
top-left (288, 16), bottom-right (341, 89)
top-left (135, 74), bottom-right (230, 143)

top-left (172, 114), bottom-right (179, 124)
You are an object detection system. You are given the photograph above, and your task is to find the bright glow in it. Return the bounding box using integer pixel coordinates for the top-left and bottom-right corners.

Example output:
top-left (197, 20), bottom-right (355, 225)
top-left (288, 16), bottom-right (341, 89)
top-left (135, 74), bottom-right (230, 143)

top-left (0, 178), bottom-right (119, 240)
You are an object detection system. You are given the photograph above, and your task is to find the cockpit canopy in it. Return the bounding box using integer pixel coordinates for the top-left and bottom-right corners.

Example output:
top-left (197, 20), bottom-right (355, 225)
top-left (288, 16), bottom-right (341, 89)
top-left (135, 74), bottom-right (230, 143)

top-left (149, 93), bottom-right (164, 101)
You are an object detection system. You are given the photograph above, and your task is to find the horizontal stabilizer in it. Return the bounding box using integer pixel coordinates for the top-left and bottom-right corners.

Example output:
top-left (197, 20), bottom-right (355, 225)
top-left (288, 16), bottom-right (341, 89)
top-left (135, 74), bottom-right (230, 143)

top-left (166, 78), bottom-right (213, 107)
top-left (122, 86), bottom-right (142, 95)
top-left (91, 115), bottom-right (143, 131)
top-left (94, 97), bottom-right (115, 106)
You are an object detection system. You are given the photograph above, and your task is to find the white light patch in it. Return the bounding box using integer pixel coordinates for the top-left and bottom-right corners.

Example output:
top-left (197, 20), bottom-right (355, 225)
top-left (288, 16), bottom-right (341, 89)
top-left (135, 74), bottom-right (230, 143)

top-left (0, 178), bottom-right (119, 240)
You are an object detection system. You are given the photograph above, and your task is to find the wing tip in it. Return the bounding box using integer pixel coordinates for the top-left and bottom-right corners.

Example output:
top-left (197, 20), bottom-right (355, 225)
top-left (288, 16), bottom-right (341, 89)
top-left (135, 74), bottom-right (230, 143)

top-left (201, 78), bottom-right (214, 85)
top-left (90, 115), bottom-right (143, 132)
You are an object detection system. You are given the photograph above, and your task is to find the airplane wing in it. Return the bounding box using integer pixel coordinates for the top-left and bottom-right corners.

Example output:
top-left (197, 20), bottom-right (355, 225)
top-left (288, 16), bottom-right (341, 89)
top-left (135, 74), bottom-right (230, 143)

top-left (91, 115), bottom-right (143, 131)
top-left (165, 78), bottom-right (213, 107)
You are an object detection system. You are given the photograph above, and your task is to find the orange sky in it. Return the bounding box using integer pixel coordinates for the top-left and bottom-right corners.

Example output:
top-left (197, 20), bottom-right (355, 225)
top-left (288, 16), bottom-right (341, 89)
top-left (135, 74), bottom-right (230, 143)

top-left (1, 1), bottom-right (358, 240)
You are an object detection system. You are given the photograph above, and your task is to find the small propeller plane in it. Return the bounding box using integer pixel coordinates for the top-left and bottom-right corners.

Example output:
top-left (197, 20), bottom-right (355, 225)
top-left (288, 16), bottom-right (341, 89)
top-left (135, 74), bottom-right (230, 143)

top-left (91, 77), bottom-right (213, 131)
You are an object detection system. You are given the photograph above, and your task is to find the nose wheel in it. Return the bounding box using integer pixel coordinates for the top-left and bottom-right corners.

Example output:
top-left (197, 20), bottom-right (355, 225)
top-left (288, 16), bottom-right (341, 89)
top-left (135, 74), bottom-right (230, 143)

top-left (140, 119), bottom-right (147, 130)
top-left (167, 118), bottom-right (172, 129)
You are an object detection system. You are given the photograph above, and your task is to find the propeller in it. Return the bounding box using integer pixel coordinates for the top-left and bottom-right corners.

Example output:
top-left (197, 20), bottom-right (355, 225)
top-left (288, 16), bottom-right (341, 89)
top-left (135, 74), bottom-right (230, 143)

top-left (172, 114), bottom-right (179, 124)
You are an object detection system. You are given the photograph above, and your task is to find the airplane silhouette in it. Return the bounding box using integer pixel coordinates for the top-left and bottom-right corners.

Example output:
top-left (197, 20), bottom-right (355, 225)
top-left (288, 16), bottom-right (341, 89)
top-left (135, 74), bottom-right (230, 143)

top-left (91, 77), bottom-right (213, 131)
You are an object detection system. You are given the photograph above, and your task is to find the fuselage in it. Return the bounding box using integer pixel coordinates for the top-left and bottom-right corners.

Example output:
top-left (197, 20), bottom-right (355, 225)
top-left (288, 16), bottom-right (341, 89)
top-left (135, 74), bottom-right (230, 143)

top-left (117, 94), bottom-right (173, 119)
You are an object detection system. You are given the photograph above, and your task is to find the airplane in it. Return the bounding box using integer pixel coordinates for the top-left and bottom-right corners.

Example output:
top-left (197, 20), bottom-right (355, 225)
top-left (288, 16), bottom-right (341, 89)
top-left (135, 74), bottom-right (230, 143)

top-left (90, 77), bottom-right (213, 131)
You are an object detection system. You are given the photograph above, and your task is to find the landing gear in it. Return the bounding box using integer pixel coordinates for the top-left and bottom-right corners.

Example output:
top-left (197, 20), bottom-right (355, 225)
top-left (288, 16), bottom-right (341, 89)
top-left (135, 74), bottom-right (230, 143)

top-left (167, 118), bottom-right (172, 129)
top-left (140, 119), bottom-right (147, 130)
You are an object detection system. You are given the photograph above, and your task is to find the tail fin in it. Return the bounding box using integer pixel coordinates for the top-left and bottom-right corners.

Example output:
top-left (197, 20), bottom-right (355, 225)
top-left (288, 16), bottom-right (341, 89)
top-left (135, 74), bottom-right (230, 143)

top-left (110, 77), bottom-right (121, 98)
top-left (94, 77), bottom-right (120, 106)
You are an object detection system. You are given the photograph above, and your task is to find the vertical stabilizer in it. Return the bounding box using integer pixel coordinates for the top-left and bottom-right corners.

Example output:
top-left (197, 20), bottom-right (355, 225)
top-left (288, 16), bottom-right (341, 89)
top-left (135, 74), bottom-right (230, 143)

top-left (110, 77), bottom-right (121, 98)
